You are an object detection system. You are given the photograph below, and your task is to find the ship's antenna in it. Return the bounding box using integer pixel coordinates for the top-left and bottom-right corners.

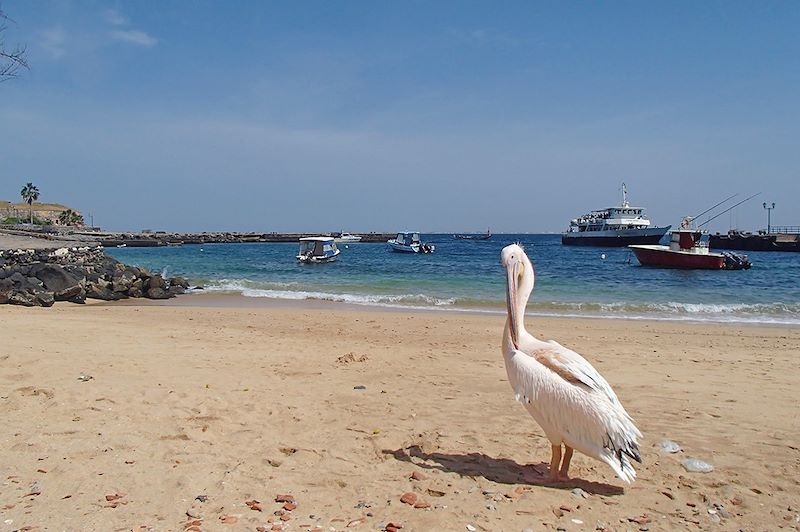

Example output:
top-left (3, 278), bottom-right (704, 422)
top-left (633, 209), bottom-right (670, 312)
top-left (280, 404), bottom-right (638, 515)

top-left (621, 182), bottom-right (629, 207)
top-left (698, 192), bottom-right (761, 227)
top-left (692, 193), bottom-right (737, 221)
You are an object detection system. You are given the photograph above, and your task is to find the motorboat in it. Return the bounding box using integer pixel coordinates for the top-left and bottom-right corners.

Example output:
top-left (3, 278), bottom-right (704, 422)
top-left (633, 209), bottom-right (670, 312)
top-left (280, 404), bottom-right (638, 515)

top-left (335, 232), bottom-right (362, 243)
top-left (562, 183), bottom-right (671, 246)
top-left (629, 218), bottom-right (751, 270)
top-left (388, 232), bottom-right (435, 253)
top-left (296, 237), bottom-right (341, 263)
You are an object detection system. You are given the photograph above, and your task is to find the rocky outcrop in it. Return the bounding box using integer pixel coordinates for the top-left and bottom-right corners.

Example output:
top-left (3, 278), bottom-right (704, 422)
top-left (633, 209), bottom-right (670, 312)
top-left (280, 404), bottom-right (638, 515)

top-left (0, 246), bottom-right (192, 307)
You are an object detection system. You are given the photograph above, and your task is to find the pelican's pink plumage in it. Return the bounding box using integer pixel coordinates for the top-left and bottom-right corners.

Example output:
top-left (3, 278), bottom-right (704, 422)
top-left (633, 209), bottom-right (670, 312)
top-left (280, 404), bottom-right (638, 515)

top-left (501, 244), bottom-right (642, 483)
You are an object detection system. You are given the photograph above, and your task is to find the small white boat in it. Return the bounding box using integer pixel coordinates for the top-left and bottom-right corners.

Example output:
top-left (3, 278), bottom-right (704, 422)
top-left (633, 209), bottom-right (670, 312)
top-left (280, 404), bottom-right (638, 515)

top-left (335, 232), bottom-right (362, 243)
top-left (387, 232), bottom-right (435, 253)
top-left (296, 237), bottom-right (340, 263)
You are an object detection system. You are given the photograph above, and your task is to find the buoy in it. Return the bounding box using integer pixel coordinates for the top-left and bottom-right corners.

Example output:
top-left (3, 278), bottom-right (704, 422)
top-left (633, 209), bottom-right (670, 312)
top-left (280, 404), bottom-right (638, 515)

top-left (600, 253), bottom-right (606, 260)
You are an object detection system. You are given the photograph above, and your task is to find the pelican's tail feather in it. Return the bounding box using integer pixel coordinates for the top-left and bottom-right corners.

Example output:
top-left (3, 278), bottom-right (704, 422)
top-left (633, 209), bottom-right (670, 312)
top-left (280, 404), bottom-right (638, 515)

top-left (599, 433), bottom-right (641, 484)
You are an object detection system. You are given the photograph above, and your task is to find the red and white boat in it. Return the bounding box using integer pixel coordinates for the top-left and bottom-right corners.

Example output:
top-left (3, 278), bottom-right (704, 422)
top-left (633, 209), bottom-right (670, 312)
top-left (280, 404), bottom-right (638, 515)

top-left (629, 218), bottom-right (751, 270)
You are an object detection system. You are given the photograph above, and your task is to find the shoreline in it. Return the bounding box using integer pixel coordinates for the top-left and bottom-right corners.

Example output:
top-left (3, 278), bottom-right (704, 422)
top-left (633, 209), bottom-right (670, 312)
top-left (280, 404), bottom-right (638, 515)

top-left (110, 290), bottom-right (800, 329)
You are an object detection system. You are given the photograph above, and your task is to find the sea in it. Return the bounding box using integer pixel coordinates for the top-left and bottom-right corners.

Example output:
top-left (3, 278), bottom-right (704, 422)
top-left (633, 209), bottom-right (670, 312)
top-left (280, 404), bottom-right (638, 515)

top-left (105, 234), bottom-right (800, 326)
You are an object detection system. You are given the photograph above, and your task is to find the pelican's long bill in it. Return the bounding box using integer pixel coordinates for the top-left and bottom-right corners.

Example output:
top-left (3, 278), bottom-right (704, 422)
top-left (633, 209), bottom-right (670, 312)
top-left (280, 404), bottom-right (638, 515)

top-left (505, 259), bottom-right (521, 350)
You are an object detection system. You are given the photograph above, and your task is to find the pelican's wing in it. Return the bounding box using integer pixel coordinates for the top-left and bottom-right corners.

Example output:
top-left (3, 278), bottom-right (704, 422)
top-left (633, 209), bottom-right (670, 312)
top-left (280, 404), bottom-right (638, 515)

top-left (523, 340), bottom-right (621, 407)
top-left (506, 346), bottom-right (642, 483)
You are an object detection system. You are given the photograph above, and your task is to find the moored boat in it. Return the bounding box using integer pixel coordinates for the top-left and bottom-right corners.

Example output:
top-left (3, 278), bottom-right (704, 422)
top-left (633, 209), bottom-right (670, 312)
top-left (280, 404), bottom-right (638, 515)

top-left (296, 237), bottom-right (340, 263)
top-left (454, 228), bottom-right (491, 240)
top-left (629, 219), bottom-right (751, 270)
top-left (335, 232), bottom-right (362, 243)
top-left (388, 232), bottom-right (435, 253)
top-left (562, 183), bottom-right (670, 246)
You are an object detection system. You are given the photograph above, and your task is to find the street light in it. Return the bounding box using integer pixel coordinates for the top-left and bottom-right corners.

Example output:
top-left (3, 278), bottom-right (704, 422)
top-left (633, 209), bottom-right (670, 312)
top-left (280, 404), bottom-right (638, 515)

top-left (763, 202), bottom-right (775, 233)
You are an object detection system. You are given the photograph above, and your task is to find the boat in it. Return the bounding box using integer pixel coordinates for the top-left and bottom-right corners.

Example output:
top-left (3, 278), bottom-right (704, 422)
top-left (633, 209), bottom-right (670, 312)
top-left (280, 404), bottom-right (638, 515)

top-left (334, 232), bottom-right (362, 243)
top-left (629, 218), bottom-right (751, 270)
top-left (454, 228), bottom-right (492, 240)
top-left (562, 183), bottom-right (671, 246)
top-left (387, 232), bottom-right (435, 253)
top-left (296, 237), bottom-right (341, 263)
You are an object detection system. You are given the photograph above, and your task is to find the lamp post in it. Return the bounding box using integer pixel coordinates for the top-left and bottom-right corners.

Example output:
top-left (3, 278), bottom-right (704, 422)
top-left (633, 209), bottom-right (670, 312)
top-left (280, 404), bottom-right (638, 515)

top-left (763, 202), bottom-right (775, 233)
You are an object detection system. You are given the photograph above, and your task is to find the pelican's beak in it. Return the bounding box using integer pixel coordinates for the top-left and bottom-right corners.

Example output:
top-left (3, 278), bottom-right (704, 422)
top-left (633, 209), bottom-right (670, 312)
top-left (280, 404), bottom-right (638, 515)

top-left (505, 259), bottom-right (522, 350)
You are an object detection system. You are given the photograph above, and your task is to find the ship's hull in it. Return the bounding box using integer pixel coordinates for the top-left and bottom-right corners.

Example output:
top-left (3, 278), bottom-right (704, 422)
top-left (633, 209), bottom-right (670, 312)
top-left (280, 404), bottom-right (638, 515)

top-left (562, 226), bottom-right (671, 247)
top-left (629, 245), bottom-right (726, 269)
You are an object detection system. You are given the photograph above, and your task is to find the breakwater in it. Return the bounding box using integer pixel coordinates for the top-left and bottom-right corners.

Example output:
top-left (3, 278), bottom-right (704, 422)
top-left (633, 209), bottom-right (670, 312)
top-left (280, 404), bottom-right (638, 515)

top-left (88, 231), bottom-right (396, 247)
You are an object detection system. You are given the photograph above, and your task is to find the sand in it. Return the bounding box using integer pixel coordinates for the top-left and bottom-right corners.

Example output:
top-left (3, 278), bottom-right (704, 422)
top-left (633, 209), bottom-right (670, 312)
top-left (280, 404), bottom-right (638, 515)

top-left (2, 296), bottom-right (799, 531)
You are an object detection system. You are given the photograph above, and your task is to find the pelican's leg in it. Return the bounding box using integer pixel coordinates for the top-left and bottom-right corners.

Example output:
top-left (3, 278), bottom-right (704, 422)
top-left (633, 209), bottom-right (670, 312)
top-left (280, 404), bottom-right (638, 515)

top-left (558, 445), bottom-right (574, 480)
top-left (548, 444), bottom-right (562, 481)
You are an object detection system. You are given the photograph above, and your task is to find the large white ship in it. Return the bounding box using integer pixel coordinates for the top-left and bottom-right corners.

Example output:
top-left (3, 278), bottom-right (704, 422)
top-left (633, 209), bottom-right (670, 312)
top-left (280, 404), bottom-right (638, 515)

top-left (562, 184), bottom-right (671, 247)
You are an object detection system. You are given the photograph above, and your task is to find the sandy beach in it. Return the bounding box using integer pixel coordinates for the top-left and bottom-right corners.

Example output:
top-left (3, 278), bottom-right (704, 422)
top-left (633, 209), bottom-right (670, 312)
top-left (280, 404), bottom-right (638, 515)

top-left (2, 296), bottom-right (799, 531)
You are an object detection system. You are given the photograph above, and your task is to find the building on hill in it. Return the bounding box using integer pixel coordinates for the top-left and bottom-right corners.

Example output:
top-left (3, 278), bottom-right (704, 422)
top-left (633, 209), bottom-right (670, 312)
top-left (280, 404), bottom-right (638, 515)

top-left (0, 200), bottom-right (84, 226)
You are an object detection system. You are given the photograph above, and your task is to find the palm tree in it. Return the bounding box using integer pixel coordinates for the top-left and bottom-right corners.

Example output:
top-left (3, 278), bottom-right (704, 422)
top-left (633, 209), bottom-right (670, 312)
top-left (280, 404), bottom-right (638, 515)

top-left (20, 182), bottom-right (39, 224)
top-left (57, 209), bottom-right (84, 226)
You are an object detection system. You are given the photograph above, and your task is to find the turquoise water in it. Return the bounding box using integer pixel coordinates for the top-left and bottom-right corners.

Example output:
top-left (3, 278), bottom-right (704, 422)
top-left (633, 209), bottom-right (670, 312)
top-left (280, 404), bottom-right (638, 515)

top-left (105, 234), bottom-right (800, 325)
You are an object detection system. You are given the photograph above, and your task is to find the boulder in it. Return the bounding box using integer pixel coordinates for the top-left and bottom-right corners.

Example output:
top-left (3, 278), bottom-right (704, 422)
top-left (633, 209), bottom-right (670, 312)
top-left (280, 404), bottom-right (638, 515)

top-left (112, 269), bottom-right (138, 293)
top-left (146, 287), bottom-right (171, 299)
top-left (30, 264), bottom-right (83, 301)
top-left (36, 291), bottom-right (55, 307)
top-left (146, 274), bottom-right (167, 291)
top-left (169, 276), bottom-right (190, 289)
top-left (8, 290), bottom-right (38, 307)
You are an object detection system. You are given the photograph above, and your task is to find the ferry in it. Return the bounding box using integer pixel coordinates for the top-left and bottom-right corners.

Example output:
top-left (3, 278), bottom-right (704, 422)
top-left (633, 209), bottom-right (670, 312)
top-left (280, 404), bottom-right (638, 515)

top-left (561, 183), bottom-right (671, 247)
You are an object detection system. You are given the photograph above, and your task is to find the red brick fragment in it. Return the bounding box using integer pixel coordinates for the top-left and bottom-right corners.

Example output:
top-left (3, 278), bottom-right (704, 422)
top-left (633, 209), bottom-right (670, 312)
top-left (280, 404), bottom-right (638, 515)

top-left (283, 502), bottom-right (297, 511)
top-left (275, 494), bottom-right (295, 503)
top-left (409, 471), bottom-right (427, 481)
top-left (399, 492), bottom-right (417, 505)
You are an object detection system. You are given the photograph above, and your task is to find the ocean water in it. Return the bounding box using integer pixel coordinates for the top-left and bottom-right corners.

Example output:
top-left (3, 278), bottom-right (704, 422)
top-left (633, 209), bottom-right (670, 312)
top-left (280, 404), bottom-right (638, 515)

top-left (105, 234), bottom-right (800, 325)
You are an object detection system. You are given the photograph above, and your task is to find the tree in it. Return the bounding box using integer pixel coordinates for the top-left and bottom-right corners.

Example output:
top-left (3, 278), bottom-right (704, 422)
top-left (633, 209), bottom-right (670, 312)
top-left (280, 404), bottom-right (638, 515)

top-left (57, 208), bottom-right (84, 226)
top-left (1, 3), bottom-right (28, 82)
top-left (20, 182), bottom-right (39, 224)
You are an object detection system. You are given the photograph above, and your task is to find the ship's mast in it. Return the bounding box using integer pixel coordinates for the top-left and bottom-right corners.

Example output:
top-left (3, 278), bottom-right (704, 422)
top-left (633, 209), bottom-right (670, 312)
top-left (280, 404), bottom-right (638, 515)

top-left (621, 182), bottom-right (629, 207)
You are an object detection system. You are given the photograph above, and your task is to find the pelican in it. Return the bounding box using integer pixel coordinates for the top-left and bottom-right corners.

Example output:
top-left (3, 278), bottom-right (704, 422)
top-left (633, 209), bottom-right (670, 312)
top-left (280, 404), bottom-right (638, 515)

top-left (501, 244), bottom-right (642, 483)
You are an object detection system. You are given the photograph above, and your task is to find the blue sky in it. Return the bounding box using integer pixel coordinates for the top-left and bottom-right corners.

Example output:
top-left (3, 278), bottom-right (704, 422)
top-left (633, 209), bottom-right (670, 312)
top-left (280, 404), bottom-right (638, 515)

top-left (1, 1), bottom-right (798, 232)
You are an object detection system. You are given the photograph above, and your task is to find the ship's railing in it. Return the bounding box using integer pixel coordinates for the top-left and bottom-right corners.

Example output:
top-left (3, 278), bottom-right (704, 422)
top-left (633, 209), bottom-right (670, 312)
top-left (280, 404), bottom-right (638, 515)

top-left (770, 226), bottom-right (800, 234)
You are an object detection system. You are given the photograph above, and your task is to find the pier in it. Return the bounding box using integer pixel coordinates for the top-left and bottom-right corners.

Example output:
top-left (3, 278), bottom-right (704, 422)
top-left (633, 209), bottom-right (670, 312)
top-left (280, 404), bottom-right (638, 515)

top-left (710, 227), bottom-right (800, 252)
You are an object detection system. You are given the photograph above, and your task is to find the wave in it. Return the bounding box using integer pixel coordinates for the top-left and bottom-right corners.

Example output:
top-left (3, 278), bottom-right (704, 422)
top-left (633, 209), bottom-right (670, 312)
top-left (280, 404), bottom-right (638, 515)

top-left (201, 279), bottom-right (800, 325)
top-left (205, 279), bottom-right (457, 308)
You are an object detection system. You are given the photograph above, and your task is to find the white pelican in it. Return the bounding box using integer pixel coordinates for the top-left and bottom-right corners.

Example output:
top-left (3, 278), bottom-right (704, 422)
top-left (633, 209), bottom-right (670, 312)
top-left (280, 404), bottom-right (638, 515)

top-left (501, 244), bottom-right (642, 483)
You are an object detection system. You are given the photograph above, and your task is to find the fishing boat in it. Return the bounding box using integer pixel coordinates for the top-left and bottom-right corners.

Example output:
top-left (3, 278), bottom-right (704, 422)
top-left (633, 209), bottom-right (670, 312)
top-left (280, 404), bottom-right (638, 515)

top-left (387, 232), bottom-right (435, 253)
top-left (296, 237), bottom-right (341, 263)
top-left (629, 218), bottom-right (751, 270)
top-left (335, 232), bottom-right (362, 243)
top-left (562, 183), bottom-right (671, 246)
top-left (454, 228), bottom-right (492, 240)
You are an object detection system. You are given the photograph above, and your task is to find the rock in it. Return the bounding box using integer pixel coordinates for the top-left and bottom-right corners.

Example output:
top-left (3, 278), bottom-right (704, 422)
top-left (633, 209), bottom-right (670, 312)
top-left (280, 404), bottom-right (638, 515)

top-left (112, 269), bottom-right (138, 293)
top-left (400, 492), bottom-right (417, 505)
top-left (30, 264), bottom-right (83, 301)
top-left (146, 287), bottom-right (171, 299)
top-left (275, 494), bottom-right (295, 503)
top-left (414, 500), bottom-right (430, 509)
top-left (169, 276), bottom-right (190, 289)
top-left (36, 291), bottom-right (55, 307)
top-left (410, 471), bottom-right (428, 481)
top-left (571, 488), bottom-right (589, 499)
top-left (146, 274), bottom-right (166, 291)
top-left (9, 290), bottom-right (38, 307)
